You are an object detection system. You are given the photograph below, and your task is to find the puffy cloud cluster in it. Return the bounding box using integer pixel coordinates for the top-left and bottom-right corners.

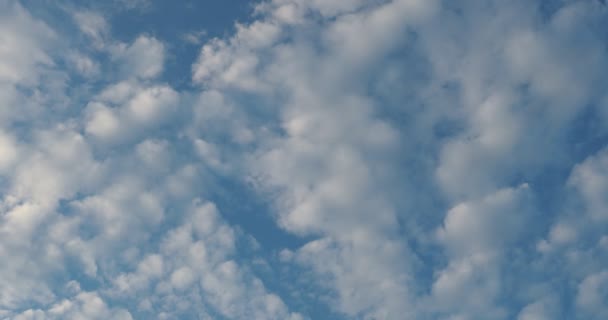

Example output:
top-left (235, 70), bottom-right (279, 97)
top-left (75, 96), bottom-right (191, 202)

top-left (0, 1), bottom-right (301, 319)
top-left (190, 0), bottom-right (608, 319)
top-left (1, 0), bottom-right (608, 319)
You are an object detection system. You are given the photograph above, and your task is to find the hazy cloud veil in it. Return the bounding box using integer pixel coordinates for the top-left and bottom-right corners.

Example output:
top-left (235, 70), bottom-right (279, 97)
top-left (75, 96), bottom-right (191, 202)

top-left (1, 0), bottom-right (608, 319)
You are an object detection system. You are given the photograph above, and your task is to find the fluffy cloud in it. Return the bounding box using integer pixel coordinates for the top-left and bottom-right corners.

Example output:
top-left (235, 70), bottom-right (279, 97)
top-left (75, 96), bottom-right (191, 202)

top-left (0, 2), bottom-right (300, 319)
top-left (0, 1), bottom-right (55, 85)
top-left (12, 288), bottom-right (134, 320)
top-left (190, 0), bottom-right (608, 319)
top-left (104, 201), bottom-right (303, 319)
top-left (2, 0), bottom-right (608, 319)
top-left (577, 271), bottom-right (608, 318)
top-left (112, 36), bottom-right (165, 80)
top-left (437, 184), bottom-right (535, 257)
top-left (569, 148), bottom-right (608, 221)
top-left (85, 83), bottom-right (179, 144)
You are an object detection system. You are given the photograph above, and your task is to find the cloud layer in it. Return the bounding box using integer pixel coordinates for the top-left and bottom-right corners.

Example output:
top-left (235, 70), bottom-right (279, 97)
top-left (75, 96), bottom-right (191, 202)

top-left (1, 0), bottom-right (608, 319)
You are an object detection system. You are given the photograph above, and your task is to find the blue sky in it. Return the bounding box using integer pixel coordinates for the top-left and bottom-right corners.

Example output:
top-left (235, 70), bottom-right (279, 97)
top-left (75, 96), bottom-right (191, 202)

top-left (1, 0), bottom-right (608, 319)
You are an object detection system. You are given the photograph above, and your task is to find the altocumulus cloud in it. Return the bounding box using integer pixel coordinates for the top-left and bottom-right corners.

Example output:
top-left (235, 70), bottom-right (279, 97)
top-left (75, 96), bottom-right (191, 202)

top-left (1, 0), bottom-right (608, 319)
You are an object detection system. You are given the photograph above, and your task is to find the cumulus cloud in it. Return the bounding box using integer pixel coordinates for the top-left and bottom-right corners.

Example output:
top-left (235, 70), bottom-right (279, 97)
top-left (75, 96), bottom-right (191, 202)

top-left (13, 289), bottom-right (134, 320)
top-left (2, 0), bottom-right (608, 319)
top-left (569, 148), bottom-right (608, 221)
top-left (112, 36), bottom-right (166, 80)
top-left (0, 2), bottom-right (300, 319)
top-left (0, 1), bottom-right (55, 85)
top-left (189, 0), bottom-right (608, 318)
top-left (85, 83), bottom-right (179, 144)
top-left (577, 271), bottom-right (608, 318)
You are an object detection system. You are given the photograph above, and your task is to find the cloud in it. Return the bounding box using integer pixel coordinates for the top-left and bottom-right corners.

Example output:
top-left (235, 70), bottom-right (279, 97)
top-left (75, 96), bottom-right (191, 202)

top-left (0, 130), bottom-right (18, 172)
top-left (12, 284), bottom-right (134, 320)
top-left (189, 0), bottom-right (608, 318)
top-left (181, 30), bottom-right (208, 46)
top-left (577, 271), bottom-right (608, 318)
top-left (114, 0), bottom-right (151, 11)
top-left (67, 51), bottom-right (100, 77)
top-left (0, 1), bottom-right (55, 85)
top-left (190, 0), bottom-right (440, 318)
top-left (72, 10), bottom-right (109, 49)
top-left (107, 36), bottom-right (166, 80)
top-left (85, 82), bottom-right (179, 144)
top-left (102, 201), bottom-right (303, 319)
top-left (0, 2), bottom-right (302, 319)
top-left (2, 0), bottom-right (608, 319)
top-left (517, 297), bottom-right (558, 320)
top-left (569, 148), bottom-right (608, 221)
top-left (437, 184), bottom-right (535, 257)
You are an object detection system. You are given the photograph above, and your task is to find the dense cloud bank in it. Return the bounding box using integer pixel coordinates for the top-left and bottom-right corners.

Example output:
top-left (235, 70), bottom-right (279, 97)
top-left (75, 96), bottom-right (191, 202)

top-left (1, 0), bottom-right (608, 319)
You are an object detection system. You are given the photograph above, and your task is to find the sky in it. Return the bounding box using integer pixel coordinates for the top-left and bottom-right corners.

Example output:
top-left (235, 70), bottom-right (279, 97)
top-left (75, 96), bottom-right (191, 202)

top-left (1, 0), bottom-right (608, 319)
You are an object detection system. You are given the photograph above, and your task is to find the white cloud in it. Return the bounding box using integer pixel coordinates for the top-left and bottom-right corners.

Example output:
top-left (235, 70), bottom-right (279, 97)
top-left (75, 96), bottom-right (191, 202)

top-left (569, 148), bottom-right (608, 221)
top-left (72, 11), bottom-right (109, 49)
top-left (189, 1), bottom-right (445, 318)
top-left (294, 235), bottom-right (414, 318)
top-left (127, 85), bottom-right (178, 124)
top-left (96, 80), bottom-right (138, 104)
top-left (577, 271), bottom-right (608, 318)
top-left (517, 298), bottom-right (558, 320)
top-left (169, 266), bottom-right (195, 290)
top-left (112, 36), bottom-right (165, 80)
top-left (2, 0), bottom-right (608, 319)
top-left (84, 102), bottom-right (122, 140)
top-left (0, 2), bottom-right (55, 84)
top-left (103, 201), bottom-right (303, 319)
top-left (0, 130), bottom-right (18, 172)
top-left (431, 253), bottom-right (505, 319)
top-left (85, 84), bottom-right (179, 144)
top-left (437, 184), bottom-right (534, 257)
top-left (10, 127), bottom-right (102, 205)
top-left (181, 29), bottom-right (208, 45)
top-left (67, 51), bottom-right (100, 77)
top-left (13, 290), bottom-right (134, 320)
top-left (188, 0), bottom-right (608, 318)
